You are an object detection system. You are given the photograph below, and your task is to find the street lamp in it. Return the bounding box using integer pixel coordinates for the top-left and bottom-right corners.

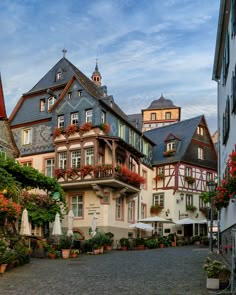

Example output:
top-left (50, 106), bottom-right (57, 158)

top-left (207, 180), bottom-right (217, 252)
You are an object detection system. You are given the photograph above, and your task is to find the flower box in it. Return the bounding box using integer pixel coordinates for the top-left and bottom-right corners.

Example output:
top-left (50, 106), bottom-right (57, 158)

top-left (100, 123), bottom-right (111, 134)
top-left (163, 149), bottom-right (175, 157)
top-left (185, 176), bottom-right (195, 184)
top-left (150, 205), bottom-right (163, 215)
top-left (186, 205), bottom-right (197, 212)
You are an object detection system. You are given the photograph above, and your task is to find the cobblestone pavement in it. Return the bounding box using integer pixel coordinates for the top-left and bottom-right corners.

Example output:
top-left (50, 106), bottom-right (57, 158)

top-left (0, 246), bottom-right (211, 295)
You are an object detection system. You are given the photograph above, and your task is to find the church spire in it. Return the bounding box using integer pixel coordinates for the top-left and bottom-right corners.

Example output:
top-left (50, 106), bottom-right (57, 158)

top-left (91, 59), bottom-right (102, 87)
top-left (0, 73), bottom-right (7, 119)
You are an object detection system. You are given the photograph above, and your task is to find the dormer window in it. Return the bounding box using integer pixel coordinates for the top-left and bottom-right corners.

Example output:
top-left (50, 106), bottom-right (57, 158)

top-left (151, 113), bottom-right (156, 121)
top-left (167, 141), bottom-right (175, 151)
top-left (48, 96), bottom-right (56, 110)
top-left (56, 72), bottom-right (62, 80)
top-left (68, 92), bottom-right (72, 99)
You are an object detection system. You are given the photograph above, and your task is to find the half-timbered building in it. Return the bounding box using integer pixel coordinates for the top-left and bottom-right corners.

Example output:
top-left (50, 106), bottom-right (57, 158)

top-left (9, 57), bottom-right (154, 239)
top-left (144, 115), bottom-right (217, 237)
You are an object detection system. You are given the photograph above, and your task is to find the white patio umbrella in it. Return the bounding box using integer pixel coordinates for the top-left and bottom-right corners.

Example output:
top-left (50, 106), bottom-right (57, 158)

top-left (196, 219), bottom-right (208, 224)
top-left (52, 213), bottom-right (62, 236)
top-left (129, 222), bottom-right (154, 230)
top-left (67, 209), bottom-right (74, 236)
top-left (175, 218), bottom-right (196, 225)
top-left (91, 212), bottom-right (97, 237)
top-left (20, 208), bottom-right (31, 236)
top-left (139, 216), bottom-right (175, 223)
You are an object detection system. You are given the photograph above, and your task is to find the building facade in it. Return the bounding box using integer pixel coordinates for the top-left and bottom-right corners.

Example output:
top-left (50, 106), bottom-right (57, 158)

top-left (213, 0), bottom-right (236, 248)
top-left (145, 116), bottom-right (217, 237)
top-left (9, 57), bottom-right (154, 240)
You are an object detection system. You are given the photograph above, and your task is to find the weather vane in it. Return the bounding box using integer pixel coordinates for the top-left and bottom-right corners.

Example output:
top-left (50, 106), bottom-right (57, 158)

top-left (62, 49), bottom-right (67, 58)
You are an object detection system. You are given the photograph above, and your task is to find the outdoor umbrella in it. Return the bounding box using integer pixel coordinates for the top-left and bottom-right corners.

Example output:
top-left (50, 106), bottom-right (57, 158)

top-left (20, 208), bottom-right (31, 236)
top-left (196, 219), bottom-right (208, 224)
top-left (175, 218), bottom-right (196, 225)
top-left (67, 209), bottom-right (74, 236)
top-left (139, 216), bottom-right (175, 223)
top-left (91, 212), bottom-right (97, 237)
top-left (129, 222), bottom-right (154, 230)
top-left (52, 212), bottom-right (62, 236)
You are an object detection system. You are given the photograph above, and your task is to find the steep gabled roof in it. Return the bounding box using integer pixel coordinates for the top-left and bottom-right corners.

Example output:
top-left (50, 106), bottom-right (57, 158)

top-left (144, 115), bottom-right (204, 165)
top-left (0, 74), bottom-right (7, 119)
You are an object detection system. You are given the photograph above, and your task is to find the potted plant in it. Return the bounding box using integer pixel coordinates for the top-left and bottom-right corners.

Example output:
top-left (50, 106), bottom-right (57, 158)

top-left (135, 238), bottom-right (145, 250)
top-left (100, 123), bottom-right (111, 134)
top-left (70, 249), bottom-right (79, 258)
top-left (203, 257), bottom-right (230, 290)
top-left (185, 176), bottom-right (195, 184)
top-left (104, 232), bottom-right (114, 250)
top-left (59, 234), bottom-right (72, 259)
top-left (120, 238), bottom-right (129, 251)
top-left (47, 246), bottom-right (57, 259)
top-left (158, 236), bottom-right (167, 248)
top-left (168, 233), bottom-right (177, 247)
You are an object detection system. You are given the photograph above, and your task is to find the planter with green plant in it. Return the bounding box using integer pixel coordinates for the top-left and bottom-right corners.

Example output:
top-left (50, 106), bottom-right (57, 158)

top-left (158, 236), bottom-right (168, 248)
top-left (134, 238), bottom-right (145, 250)
top-left (59, 234), bottom-right (72, 259)
top-left (203, 257), bottom-right (231, 290)
top-left (120, 238), bottom-right (129, 250)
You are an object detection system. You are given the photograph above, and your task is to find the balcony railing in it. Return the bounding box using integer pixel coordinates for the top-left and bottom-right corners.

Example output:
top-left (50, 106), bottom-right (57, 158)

top-left (54, 165), bottom-right (145, 189)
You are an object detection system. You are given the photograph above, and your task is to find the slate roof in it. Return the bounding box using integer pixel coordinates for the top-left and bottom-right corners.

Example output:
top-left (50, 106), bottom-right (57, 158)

top-left (144, 115), bottom-right (204, 165)
top-left (127, 113), bottom-right (142, 131)
top-left (146, 95), bottom-right (177, 110)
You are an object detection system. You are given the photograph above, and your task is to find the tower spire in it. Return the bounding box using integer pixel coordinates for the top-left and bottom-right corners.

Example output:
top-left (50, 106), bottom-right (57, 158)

top-left (0, 73), bottom-right (7, 119)
top-left (91, 59), bottom-right (102, 87)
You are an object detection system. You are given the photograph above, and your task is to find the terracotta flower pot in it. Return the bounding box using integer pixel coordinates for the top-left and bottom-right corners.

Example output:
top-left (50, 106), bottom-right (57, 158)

top-left (0, 264), bottom-right (8, 274)
top-left (48, 252), bottom-right (57, 259)
top-left (61, 249), bottom-right (71, 259)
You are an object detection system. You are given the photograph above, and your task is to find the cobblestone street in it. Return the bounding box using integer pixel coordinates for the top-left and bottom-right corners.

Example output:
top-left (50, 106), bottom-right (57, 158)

top-left (0, 246), bottom-right (210, 295)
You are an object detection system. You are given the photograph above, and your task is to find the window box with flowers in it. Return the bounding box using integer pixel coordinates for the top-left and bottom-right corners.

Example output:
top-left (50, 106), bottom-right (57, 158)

top-left (65, 124), bottom-right (79, 136)
top-left (150, 204), bottom-right (163, 215)
top-left (186, 205), bottom-right (197, 212)
top-left (79, 165), bottom-right (94, 177)
top-left (66, 168), bottom-right (79, 179)
top-left (52, 127), bottom-right (64, 139)
top-left (54, 168), bottom-right (66, 179)
top-left (116, 166), bottom-right (145, 188)
top-left (79, 122), bottom-right (93, 134)
top-left (153, 174), bottom-right (164, 181)
top-left (94, 164), bottom-right (113, 178)
top-left (100, 123), bottom-right (111, 134)
top-left (163, 149), bottom-right (175, 157)
top-left (185, 176), bottom-right (195, 185)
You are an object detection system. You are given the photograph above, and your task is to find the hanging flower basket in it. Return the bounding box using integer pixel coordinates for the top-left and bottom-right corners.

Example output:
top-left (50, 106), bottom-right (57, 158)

top-left (163, 149), bottom-right (175, 157)
top-left (100, 123), bottom-right (111, 134)
top-left (185, 176), bottom-right (195, 184)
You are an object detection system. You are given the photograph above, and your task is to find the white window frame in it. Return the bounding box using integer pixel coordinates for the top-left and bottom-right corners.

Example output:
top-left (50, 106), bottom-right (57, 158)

top-left (22, 128), bottom-right (32, 145)
top-left (141, 203), bottom-right (146, 219)
top-left (85, 148), bottom-right (94, 165)
top-left (165, 112), bottom-right (171, 120)
top-left (58, 152), bottom-right (67, 169)
top-left (45, 159), bottom-right (54, 177)
top-left (71, 112), bottom-right (78, 125)
top-left (151, 113), bottom-right (156, 120)
top-left (116, 197), bottom-right (123, 219)
top-left (167, 141), bottom-right (175, 151)
top-left (118, 122), bottom-right (125, 140)
top-left (198, 147), bottom-right (204, 160)
top-left (185, 167), bottom-right (192, 177)
top-left (197, 126), bottom-right (204, 136)
top-left (71, 150), bottom-right (81, 168)
top-left (85, 109), bottom-right (93, 123)
top-left (48, 96), bottom-right (56, 110)
top-left (57, 115), bottom-right (64, 128)
top-left (153, 193), bottom-right (164, 208)
top-left (56, 72), bottom-right (62, 80)
top-left (128, 201), bottom-right (135, 222)
top-left (101, 111), bottom-right (106, 124)
top-left (186, 194), bottom-right (193, 207)
top-left (71, 195), bottom-right (83, 217)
